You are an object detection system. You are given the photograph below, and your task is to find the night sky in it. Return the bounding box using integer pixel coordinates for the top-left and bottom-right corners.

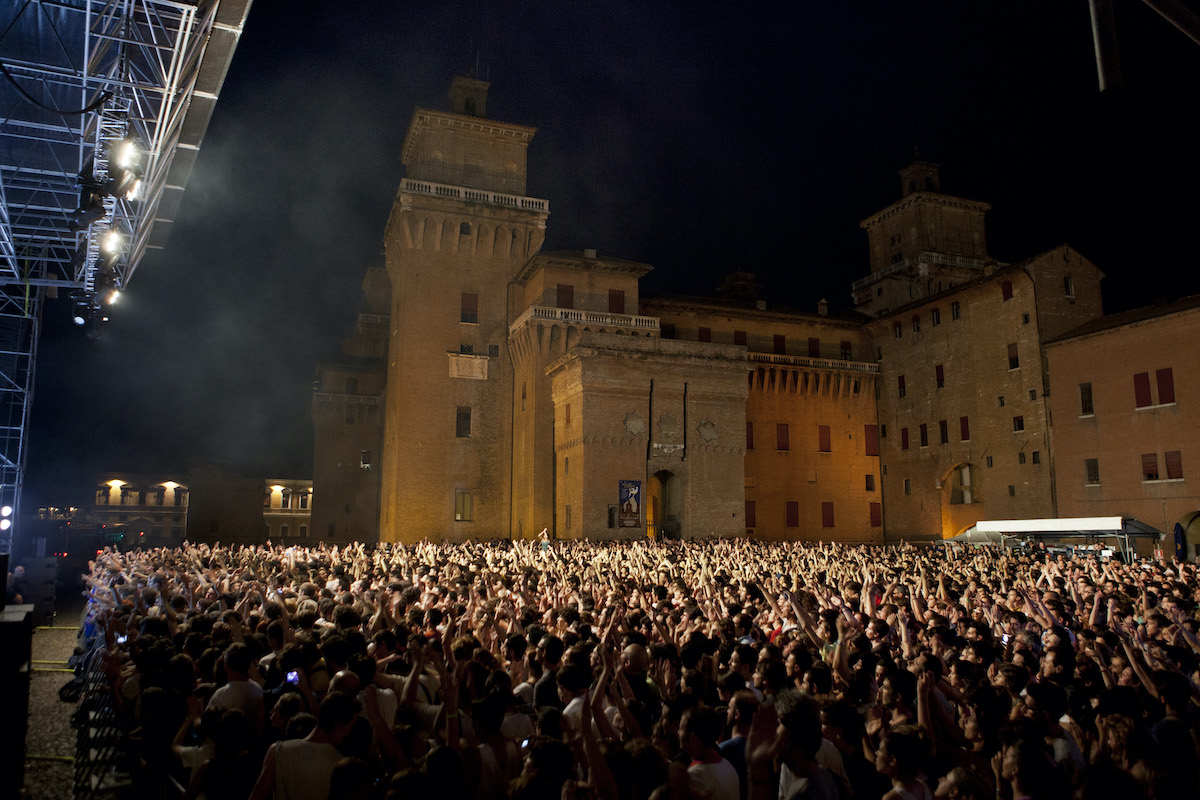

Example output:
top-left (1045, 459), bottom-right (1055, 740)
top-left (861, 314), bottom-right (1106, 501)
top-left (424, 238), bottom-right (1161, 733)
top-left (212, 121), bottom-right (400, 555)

top-left (24, 2), bottom-right (1200, 509)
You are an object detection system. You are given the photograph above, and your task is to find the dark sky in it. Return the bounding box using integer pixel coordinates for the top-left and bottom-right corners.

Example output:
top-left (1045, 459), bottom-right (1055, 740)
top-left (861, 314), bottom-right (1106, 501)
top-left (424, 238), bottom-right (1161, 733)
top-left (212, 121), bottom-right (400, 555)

top-left (24, 1), bottom-right (1200, 508)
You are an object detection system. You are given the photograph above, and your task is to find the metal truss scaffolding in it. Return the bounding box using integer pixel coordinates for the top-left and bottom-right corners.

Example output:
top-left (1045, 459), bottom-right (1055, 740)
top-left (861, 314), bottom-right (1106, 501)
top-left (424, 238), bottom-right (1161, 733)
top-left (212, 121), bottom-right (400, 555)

top-left (0, 0), bottom-right (252, 551)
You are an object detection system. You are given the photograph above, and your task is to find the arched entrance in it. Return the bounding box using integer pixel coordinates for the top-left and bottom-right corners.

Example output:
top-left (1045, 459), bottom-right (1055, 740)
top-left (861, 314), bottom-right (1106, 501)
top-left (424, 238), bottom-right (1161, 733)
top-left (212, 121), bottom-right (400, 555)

top-left (647, 470), bottom-right (682, 539)
top-left (1178, 511), bottom-right (1200, 559)
top-left (939, 462), bottom-right (978, 539)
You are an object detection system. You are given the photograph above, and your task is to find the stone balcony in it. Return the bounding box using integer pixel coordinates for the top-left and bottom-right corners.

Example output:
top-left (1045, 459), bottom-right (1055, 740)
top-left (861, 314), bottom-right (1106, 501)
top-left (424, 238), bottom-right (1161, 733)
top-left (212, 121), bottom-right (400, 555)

top-left (400, 178), bottom-right (548, 213)
top-left (509, 305), bottom-right (660, 335)
top-left (748, 352), bottom-right (879, 374)
top-left (851, 250), bottom-right (992, 292)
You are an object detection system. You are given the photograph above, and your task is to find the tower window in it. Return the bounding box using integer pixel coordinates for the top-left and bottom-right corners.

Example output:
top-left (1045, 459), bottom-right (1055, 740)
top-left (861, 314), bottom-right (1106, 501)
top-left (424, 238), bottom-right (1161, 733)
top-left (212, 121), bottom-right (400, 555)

top-left (456, 406), bottom-right (472, 438)
top-left (608, 289), bottom-right (625, 314)
top-left (461, 292), bottom-right (478, 324)
top-left (931, 308), bottom-right (941, 325)
top-left (557, 284), bottom-right (574, 309)
top-left (951, 301), bottom-right (961, 320)
top-left (455, 490), bottom-right (473, 521)
top-left (459, 221), bottom-right (471, 237)
top-left (1001, 280), bottom-right (1013, 301)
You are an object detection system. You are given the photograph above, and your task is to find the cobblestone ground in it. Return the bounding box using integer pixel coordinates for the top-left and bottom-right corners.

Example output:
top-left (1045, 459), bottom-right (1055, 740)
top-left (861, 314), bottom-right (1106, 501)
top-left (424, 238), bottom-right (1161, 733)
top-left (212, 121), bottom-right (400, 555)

top-left (24, 597), bottom-right (85, 800)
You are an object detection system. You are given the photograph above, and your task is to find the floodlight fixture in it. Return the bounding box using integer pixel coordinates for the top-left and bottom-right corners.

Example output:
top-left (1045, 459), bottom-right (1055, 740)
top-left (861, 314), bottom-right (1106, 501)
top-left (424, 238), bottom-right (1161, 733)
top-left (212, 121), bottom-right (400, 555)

top-left (0, 520), bottom-right (10, 531)
top-left (101, 230), bottom-right (124, 255)
top-left (113, 138), bottom-right (141, 170)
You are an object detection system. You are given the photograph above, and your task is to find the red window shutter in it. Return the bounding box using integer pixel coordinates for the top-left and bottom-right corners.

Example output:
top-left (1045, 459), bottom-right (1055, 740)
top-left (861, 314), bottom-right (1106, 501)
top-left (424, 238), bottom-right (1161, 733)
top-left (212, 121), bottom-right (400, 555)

top-left (919, 423), bottom-right (928, 447)
top-left (1001, 280), bottom-right (1013, 300)
top-left (777, 423), bottom-right (790, 451)
top-left (1142, 453), bottom-right (1159, 480)
top-left (870, 502), bottom-right (882, 527)
top-left (734, 330), bottom-right (747, 345)
top-left (864, 425), bottom-right (879, 456)
top-left (901, 427), bottom-right (909, 450)
top-left (745, 501), bottom-right (757, 528)
top-left (821, 501), bottom-right (834, 528)
top-left (786, 501), bottom-right (799, 527)
top-left (698, 327), bottom-right (712, 342)
top-left (746, 421), bottom-right (754, 450)
top-left (1134, 372), bottom-right (1151, 407)
top-left (608, 289), bottom-right (625, 314)
top-left (935, 364), bottom-right (944, 387)
top-left (808, 338), bottom-right (820, 357)
top-left (773, 335), bottom-right (786, 354)
top-left (1165, 451), bottom-right (1183, 480)
top-left (1157, 368), bottom-right (1175, 404)
top-left (960, 416), bottom-right (970, 441)
top-left (818, 425), bottom-right (831, 452)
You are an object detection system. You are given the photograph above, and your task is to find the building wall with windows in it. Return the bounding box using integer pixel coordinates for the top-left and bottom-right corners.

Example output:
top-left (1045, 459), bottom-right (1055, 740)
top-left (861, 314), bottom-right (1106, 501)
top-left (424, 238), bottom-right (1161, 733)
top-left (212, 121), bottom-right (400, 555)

top-left (1046, 298), bottom-right (1200, 546)
top-left (379, 77), bottom-right (548, 543)
top-left (864, 241), bottom-right (1103, 540)
top-left (318, 81), bottom-right (1182, 546)
top-left (263, 479), bottom-right (313, 541)
top-left (93, 474), bottom-right (189, 545)
top-left (642, 296), bottom-right (882, 541)
top-left (312, 265), bottom-right (389, 543)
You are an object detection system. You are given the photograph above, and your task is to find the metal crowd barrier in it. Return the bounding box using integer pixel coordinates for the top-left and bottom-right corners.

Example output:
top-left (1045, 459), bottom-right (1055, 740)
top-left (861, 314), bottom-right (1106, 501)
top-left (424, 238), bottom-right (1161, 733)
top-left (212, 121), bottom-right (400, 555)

top-left (71, 615), bottom-right (134, 799)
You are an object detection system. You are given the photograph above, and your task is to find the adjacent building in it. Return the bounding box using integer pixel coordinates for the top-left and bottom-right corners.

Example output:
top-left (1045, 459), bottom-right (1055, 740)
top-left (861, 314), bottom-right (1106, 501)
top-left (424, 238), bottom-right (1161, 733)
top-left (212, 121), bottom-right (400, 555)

top-left (93, 474), bottom-right (189, 544)
top-left (1046, 297), bottom-right (1200, 554)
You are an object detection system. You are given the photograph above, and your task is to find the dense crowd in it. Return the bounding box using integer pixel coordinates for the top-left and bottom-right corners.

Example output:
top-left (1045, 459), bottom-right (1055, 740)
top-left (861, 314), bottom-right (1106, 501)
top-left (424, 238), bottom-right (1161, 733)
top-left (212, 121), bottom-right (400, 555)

top-left (77, 536), bottom-right (1200, 800)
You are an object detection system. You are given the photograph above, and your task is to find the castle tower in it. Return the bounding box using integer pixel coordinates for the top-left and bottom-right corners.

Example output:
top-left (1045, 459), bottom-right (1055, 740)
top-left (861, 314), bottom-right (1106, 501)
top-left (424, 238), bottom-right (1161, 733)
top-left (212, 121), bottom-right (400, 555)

top-left (853, 157), bottom-right (992, 316)
top-left (379, 79), bottom-right (549, 542)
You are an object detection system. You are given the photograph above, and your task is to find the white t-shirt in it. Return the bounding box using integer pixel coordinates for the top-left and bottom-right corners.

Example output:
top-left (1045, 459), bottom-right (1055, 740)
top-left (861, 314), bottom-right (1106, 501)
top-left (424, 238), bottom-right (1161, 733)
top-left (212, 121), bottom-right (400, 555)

top-left (271, 739), bottom-right (343, 800)
top-left (688, 757), bottom-right (740, 800)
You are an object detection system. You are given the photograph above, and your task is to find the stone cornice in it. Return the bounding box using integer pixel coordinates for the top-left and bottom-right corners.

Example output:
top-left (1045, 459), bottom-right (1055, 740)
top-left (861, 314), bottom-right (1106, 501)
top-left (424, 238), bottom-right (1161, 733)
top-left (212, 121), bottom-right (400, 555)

top-left (402, 107), bottom-right (537, 165)
top-left (859, 192), bottom-right (990, 229)
top-left (514, 252), bottom-right (653, 285)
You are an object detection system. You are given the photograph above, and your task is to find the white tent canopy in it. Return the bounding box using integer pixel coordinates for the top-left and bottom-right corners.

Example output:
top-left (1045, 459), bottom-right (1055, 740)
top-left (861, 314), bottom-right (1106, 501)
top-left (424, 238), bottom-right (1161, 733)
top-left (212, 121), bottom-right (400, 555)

top-left (944, 516), bottom-right (1166, 555)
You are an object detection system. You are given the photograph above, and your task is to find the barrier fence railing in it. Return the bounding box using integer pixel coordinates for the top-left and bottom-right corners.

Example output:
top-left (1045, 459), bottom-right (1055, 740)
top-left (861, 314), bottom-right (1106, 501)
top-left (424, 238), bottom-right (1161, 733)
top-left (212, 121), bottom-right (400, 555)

top-left (70, 612), bottom-right (133, 799)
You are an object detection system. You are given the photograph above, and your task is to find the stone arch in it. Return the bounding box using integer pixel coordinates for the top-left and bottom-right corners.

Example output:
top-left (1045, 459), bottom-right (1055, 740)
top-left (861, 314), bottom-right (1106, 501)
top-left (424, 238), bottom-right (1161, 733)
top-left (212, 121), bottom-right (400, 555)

top-left (1177, 511), bottom-right (1200, 559)
top-left (939, 461), bottom-right (980, 540)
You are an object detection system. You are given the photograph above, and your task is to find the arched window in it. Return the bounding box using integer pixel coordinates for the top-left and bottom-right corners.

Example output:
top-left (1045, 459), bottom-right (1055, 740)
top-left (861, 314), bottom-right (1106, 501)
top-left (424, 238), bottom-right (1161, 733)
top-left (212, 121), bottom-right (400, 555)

top-left (459, 221), bottom-right (470, 237)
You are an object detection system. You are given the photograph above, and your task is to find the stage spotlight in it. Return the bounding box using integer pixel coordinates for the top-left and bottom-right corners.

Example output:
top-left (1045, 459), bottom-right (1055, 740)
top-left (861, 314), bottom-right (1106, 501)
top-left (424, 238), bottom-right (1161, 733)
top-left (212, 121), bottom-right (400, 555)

top-left (105, 139), bottom-right (145, 200)
top-left (72, 301), bottom-right (90, 326)
top-left (113, 138), bottom-right (141, 170)
top-left (101, 230), bottom-right (124, 255)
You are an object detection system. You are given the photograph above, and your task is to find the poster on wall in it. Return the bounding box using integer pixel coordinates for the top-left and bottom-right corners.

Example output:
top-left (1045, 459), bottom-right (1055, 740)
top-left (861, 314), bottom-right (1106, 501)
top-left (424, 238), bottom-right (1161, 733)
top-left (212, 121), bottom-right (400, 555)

top-left (618, 480), bottom-right (641, 528)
